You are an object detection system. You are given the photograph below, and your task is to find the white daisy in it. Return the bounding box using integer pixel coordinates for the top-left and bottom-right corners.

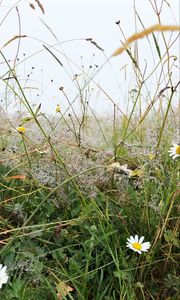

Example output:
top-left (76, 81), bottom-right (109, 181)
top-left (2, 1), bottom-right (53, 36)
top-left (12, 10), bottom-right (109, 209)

top-left (168, 143), bottom-right (180, 159)
top-left (0, 264), bottom-right (9, 289)
top-left (126, 235), bottom-right (151, 254)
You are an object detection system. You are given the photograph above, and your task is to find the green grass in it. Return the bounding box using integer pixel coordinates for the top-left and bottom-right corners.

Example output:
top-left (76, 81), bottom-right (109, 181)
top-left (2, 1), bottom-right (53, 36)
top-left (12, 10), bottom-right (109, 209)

top-left (0, 133), bottom-right (179, 299)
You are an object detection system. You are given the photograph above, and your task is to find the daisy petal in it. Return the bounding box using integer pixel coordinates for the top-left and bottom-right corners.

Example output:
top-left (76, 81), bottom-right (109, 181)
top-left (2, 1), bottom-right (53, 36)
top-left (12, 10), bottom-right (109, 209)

top-left (142, 242), bottom-right (151, 251)
top-left (135, 235), bottom-right (139, 242)
top-left (127, 238), bottom-right (133, 243)
top-left (132, 248), bottom-right (139, 252)
top-left (139, 236), bottom-right (144, 243)
top-left (0, 264), bottom-right (9, 288)
top-left (142, 242), bottom-right (151, 246)
top-left (174, 155), bottom-right (179, 158)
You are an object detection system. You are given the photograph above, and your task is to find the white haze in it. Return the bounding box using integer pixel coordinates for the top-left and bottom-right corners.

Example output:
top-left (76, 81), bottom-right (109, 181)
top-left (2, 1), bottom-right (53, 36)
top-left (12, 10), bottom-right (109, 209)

top-left (0, 0), bottom-right (179, 116)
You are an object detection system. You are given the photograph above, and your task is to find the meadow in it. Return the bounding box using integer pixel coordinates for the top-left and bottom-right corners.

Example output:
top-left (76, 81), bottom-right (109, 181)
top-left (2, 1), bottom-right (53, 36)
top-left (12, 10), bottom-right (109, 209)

top-left (0, 1), bottom-right (179, 299)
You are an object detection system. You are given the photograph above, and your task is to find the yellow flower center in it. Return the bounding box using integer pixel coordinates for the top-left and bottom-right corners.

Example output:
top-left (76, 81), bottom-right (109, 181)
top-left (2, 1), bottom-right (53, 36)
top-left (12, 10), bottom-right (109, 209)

top-left (176, 145), bottom-right (180, 155)
top-left (132, 242), bottom-right (142, 250)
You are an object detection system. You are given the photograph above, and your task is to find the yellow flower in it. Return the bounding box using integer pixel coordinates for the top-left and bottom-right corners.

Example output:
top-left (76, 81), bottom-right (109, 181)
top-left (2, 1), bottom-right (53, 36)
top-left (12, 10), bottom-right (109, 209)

top-left (56, 105), bottom-right (61, 113)
top-left (129, 169), bottom-right (144, 177)
top-left (17, 126), bottom-right (26, 134)
top-left (147, 153), bottom-right (155, 160)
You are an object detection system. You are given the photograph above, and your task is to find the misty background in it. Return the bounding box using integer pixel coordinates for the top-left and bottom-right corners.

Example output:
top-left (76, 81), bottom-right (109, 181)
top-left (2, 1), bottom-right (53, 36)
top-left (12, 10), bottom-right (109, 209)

top-left (0, 0), bottom-right (179, 116)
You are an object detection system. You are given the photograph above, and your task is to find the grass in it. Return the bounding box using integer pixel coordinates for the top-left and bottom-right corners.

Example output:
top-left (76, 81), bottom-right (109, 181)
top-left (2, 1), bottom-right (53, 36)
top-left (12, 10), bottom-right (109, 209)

top-left (0, 0), bottom-right (180, 299)
top-left (0, 139), bottom-right (179, 299)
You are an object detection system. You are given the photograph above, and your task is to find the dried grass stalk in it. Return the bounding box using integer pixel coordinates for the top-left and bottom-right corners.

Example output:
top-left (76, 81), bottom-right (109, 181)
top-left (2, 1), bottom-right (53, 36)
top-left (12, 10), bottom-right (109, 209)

top-left (34, 0), bottom-right (45, 14)
top-left (112, 24), bottom-right (180, 56)
top-left (29, 3), bottom-right (35, 10)
top-left (2, 35), bottom-right (27, 49)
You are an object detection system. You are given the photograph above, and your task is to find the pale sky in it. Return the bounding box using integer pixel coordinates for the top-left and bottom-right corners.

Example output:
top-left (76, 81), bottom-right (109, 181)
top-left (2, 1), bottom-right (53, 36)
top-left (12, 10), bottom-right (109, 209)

top-left (0, 0), bottom-right (179, 116)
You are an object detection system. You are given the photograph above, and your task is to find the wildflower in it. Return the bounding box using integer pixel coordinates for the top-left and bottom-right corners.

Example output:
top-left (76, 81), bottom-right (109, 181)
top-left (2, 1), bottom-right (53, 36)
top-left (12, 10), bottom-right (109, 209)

top-left (168, 143), bottom-right (180, 159)
top-left (56, 105), bottom-right (61, 113)
top-left (126, 235), bottom-right (151, 254)
top-left (0, 264), bottom-right (9, 289)
top-left (129, 169), bottom-right (144, 177)
top-left (147, 153), bottom-right (155, 160)
top-left (17, 126), bottom-right (26, 134)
